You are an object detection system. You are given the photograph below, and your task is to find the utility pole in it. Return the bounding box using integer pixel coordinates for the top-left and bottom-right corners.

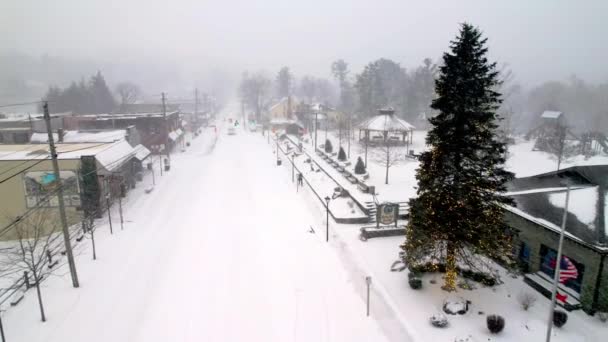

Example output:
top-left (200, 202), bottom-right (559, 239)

top-left (194, 88), bottom-right (199, 131)
top-left (43, 102), bottom-right (79, 288)
top-left (194, 88), bottom-right (199, 116)
top-left (161, 92), bottom-right (170, 161)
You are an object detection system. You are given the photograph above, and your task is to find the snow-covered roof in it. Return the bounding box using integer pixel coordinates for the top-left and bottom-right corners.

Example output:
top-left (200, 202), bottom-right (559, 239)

top-left (0, 141), bottom-right (137, 172)
top-left (541, 111), bottom-right (562, 119)
top-left (133, 144), bottom-right (151, 161)
top-left (506, 165), bottom-right (608, 249)
top-left (359, 114), bottom-right (415, 132)
top-left (549, 186), bottom-right (598, 226)
top-left (270, 119), bottom-right (305, 128)
top-left (168, 129), bottom-right (184, 141)
top-left (94, 140), bottom-right (137, 172)
top-left (30, 130), bottom-right (126, 143)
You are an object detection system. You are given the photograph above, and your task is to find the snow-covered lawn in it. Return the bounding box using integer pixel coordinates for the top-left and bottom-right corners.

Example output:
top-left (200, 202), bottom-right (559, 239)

top-left (330, 228), bottom-right (608, 341)
top-left (506, 138), bottom-right (608, 177)
top-left (1, 119), bottom-right (388, 341)
top-left (277, 129), bottom-right (608, 341)
top-left (314, 130), bottom-right (608, 206)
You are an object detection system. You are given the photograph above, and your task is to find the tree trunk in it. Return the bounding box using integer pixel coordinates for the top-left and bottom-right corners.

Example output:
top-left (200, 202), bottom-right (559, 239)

top-left (34, 273), bottom-right (46, 322)
top-left (385, 146), bottom-right (390, 185)
top-left (91, 229), bottom-right (97, 260)
top-left (442, 241), bottom-right (457, 292)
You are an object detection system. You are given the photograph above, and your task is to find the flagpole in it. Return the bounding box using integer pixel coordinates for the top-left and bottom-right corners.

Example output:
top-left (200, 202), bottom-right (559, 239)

top-left (545, 184), bottom-right (571, 342)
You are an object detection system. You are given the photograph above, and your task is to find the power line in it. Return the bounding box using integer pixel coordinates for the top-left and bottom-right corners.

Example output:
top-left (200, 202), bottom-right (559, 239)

top-left (0, 143), bottom-right (109, 186)
top-left (0, 101), bottom-right (43, 109)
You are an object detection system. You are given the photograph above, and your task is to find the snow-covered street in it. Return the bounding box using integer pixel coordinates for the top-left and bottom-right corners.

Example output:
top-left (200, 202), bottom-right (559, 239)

top-left (2, 125), bottom-right (387, 342)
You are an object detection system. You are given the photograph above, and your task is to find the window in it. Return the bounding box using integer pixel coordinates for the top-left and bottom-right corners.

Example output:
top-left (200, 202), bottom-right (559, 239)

top-left (518, 241), bottom-right (531, 272)
top-left (13, 132), bottom-right (29, 143)
top-left (539, 244), bottom-right (585, 293)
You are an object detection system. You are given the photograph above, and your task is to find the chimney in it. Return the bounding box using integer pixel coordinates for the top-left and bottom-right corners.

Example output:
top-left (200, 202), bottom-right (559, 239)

top-left (57, 128), bottom-right (64, 143)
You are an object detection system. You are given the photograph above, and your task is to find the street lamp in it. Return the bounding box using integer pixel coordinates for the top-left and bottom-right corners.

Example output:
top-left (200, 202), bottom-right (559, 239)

top-left (314, 110), bottom-right (319, 151)
top-left (324, 196), bottom-right (331, 242)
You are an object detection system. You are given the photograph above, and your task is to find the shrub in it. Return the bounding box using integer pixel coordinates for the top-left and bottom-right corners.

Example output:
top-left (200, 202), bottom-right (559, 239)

top-left (325, 139), bottom-right (333, 153)
top-left (409, 277), bottom-right (423, 289)
top-left (338, 147), bottom-right (346, 161)
top-left (518, 291), bottom-right (537, 311)
top-left (408, 270), bottom-right (422, 279)
top-left (429, 312), bottom-right (448, 328)
top-left (553, 310), bottom-right (568, 328)
top-left (354, 157), bottom-right (366, 174)
top-left (409, 262), bottom-right (497, 287)
top-left (443, 297), bottom-right (470, 315)
top-left (487, 315), bottom-right (505, 334)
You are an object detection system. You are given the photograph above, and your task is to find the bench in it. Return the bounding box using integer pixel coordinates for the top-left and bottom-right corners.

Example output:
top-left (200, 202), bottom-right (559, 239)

top-left (359, 226), bottom-right (406, 241)
top-left (347, 175), bottom-right (358, 184)
top-left (336, 165), bottom-right (345, 172)
top-left (343, 161), bottom-right (352, 167)
top-left (362, 173), bottom-right (370, 180)
top-left (357, 182), bottom-right (369, 193)
top-left (316, 150), bottom-right (324, 156)
top-left (145, 186), bottom-right (154, 194)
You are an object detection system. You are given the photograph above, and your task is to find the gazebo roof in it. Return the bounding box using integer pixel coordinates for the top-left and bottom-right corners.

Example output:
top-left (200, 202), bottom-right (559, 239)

top-left (359, 109), bottom-right (415, 132)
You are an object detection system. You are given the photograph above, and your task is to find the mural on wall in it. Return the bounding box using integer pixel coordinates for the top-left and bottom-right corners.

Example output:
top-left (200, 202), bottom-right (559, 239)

top-left (23, 170), bottom-right (81, 208)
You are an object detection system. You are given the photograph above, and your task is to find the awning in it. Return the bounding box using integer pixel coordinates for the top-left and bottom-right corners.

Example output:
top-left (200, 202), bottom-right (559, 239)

top-left (133, 144), bottom-right (151, 161)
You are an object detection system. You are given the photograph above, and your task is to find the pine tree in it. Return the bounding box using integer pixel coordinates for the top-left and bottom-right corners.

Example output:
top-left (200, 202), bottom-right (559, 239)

top-left (402, 23), bottom-right (514, 291)
top-left (89, 71), bottom-right (116, 113)
top-left (325, 139), bottom-right (333, 153)
top-left (354, 156), bottom-right (366, 174)
top-left (338, 147), bottom-right (347, 161)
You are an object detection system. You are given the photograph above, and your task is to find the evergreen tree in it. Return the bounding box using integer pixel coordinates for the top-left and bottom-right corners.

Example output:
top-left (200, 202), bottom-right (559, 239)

top-left (354, 156), bottom-right (366, 174)
top-left (402, 24), bottom-right (514, 291)
top-left (276, 67), bottom-right (293, 99)
top-left (89, 71), bottom-right (116, 113)
top-left (324, 139), bottom-right (333, 153)
top-left (338, 147), bottom-right (346, 161)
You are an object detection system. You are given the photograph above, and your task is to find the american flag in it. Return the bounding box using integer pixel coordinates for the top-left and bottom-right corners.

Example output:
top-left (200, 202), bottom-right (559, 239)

top-left (558, 256), bottom-right (579, 283)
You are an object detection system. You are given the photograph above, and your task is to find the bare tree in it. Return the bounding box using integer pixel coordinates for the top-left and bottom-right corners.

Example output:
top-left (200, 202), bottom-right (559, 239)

top-left (115, 82), bottom-right (141, 109)
top-left (239, 72), bottom-right (271, 121)
top-left (372, 136), bottom-right (405, 184)
top-left (0, 209), bottom-right (64, 322)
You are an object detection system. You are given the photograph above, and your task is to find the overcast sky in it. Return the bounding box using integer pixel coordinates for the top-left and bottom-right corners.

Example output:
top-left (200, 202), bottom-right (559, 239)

top-left (2, 0), bottom-right (607, 87)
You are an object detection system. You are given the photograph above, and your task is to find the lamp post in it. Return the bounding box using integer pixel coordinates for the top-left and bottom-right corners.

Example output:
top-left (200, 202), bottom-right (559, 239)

top-left (105, 193), bottom-right (113, 234)
top-left (545, 184), bottom-right (571, 342)
top-left (276, 135), bottom-right (280, 165)
top-left (324, 196), bottom-right (331, 242)
top-left (314, 111), bottom-right (318, 150)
